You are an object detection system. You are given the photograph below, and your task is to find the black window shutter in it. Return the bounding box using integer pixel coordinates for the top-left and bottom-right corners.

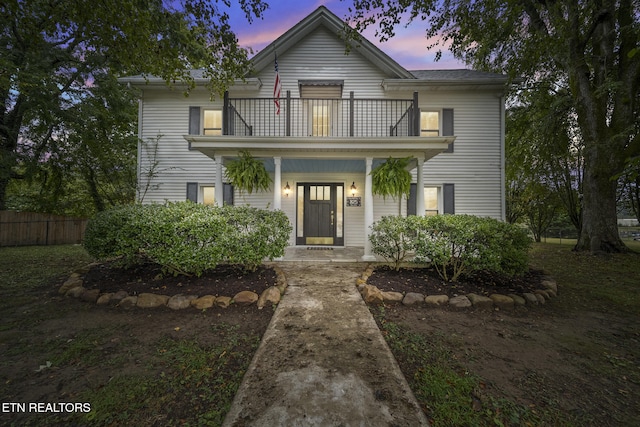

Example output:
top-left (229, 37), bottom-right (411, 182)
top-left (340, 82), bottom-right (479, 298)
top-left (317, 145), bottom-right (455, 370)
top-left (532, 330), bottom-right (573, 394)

top-left (443, 183), bottom-right (455, 214)
top-left (186, 182), bottom-right (198, 202)
top-left (223, 183), bottom-right (234, 206)
top-left (443, 108), bottom-right (454, 153)
top-left (189, 107), bottom-right (200, 135)
top-left (407, 183), bottom-right (417, 216)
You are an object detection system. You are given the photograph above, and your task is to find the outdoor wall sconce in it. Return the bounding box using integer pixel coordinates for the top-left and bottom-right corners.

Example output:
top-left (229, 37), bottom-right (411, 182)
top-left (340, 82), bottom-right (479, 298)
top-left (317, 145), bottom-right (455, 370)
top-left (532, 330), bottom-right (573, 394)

top-left (350, 182), bottom-right (357, 196)
top-left (284, 182), bottom-right (291, 197)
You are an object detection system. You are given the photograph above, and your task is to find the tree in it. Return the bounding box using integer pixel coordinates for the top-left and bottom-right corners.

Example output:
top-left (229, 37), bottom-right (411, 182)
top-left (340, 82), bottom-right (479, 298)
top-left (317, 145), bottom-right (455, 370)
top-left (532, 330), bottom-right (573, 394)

top-left (506, 87), bottom-right (584, 236)
top-left (0, 0), bottom-right (268, 211)
top-left (348, 0), bottom-right (639, 253)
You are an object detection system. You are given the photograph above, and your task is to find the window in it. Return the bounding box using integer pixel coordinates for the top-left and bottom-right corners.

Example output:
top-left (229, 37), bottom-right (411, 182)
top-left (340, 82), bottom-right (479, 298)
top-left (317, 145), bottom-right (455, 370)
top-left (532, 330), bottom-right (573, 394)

top-left (202, 186), bottom-right (215, 205)
top-left (309, 185), bottom-right (331, 201)
top-left (300, 82), bottom-right (342, 137)
top-left (420, 111), bottom-right (440, 137)
top-left (424, 186), bottom-right (440, 215)
top-left (312, 104), bottom-right (330, 136)
top-left (203, 110), bottom-right (222, 136)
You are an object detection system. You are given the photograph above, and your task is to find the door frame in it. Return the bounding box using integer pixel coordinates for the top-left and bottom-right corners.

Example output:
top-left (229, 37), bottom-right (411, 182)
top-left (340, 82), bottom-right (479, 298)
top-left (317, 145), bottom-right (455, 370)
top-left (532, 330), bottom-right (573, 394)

top-left (296, 182), bottom-right (344, 246)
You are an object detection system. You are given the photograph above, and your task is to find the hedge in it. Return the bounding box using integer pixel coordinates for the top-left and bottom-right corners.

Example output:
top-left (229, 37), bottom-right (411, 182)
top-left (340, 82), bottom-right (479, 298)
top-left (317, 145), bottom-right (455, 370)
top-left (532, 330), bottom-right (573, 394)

top-left (369, 214), bottom-right (531, 281)
top-left (84, 202), bottom-right (292, 275)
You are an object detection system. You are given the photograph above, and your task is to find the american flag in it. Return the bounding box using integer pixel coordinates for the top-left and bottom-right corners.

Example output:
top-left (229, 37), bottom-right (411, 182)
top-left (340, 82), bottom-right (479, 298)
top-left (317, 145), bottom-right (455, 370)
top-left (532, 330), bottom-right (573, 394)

top-left (274, 53), bottom-right (282, 115)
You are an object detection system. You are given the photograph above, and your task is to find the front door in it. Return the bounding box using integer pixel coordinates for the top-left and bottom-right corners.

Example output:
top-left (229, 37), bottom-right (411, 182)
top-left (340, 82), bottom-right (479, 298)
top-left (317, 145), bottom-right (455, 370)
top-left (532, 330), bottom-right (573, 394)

top-left (297, 183), bottom-right (344, 246)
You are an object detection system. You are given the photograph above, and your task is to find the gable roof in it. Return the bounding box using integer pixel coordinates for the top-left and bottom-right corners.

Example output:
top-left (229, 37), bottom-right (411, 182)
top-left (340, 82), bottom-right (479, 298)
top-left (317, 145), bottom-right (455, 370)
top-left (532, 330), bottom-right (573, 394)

top-left (119, 7), bottom-right (512, 90)
top-left (249, 6), bottom-right (415, 80)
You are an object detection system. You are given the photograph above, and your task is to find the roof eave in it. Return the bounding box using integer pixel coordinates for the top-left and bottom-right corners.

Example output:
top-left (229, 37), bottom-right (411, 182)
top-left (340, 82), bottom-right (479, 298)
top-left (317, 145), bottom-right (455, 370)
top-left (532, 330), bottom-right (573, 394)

top-left (116, 76), bottom-right (262, 90)
top-left (382, 79), bottom-right (511, 92)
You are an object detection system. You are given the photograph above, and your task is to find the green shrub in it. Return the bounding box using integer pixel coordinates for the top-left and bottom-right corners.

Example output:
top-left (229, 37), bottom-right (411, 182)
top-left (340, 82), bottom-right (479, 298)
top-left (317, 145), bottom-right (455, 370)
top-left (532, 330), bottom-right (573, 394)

top-left (84, 202), bottom-right (292, 275)
top-left (368, 214), bottom-right (532, 281)
top-left (412, 214), bottom-right (531, 281)
top-left (369, 215), bottom-right (416, 270)
top-left (220, 205), bottom-right (291, 271)
top-left (83, 204), bottom-right (162, 266)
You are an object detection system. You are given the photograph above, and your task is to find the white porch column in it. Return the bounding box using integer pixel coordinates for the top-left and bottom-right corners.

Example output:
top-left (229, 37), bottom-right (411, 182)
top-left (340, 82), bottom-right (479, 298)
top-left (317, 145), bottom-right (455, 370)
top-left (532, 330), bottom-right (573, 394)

top-left (215, 156), bottom-right (224, 206)
top-left (416, 157), bottom-right (425, 216)
top-left (362, 157), bottom-right (376, 261)
top-left (273, 156), bottom-right (282, 210)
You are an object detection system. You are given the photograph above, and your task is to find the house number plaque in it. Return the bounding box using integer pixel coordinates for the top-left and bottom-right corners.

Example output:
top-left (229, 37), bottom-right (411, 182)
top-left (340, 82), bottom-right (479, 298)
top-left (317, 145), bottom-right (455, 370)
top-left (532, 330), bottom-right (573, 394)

top-left (346, 197), bottom-right (361, 207)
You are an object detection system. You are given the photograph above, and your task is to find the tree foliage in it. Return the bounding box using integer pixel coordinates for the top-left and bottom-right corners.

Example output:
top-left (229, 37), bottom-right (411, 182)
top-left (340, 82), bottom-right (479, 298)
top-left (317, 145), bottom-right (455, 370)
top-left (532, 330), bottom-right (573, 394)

top-left (348, 0), bottom-right (639, 253)
top-left (618, 162), bottom-right (640, 223)
top-left (1, 0), bottom-right (268, 211)
top-left (506, 88), bottom-right (582, 240)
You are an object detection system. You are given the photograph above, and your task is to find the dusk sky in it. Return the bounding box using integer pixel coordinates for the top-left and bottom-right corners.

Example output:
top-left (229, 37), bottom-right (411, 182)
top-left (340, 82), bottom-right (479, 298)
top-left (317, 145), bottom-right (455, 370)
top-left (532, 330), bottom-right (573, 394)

top-left (227, 0), bottom-right (466, 70)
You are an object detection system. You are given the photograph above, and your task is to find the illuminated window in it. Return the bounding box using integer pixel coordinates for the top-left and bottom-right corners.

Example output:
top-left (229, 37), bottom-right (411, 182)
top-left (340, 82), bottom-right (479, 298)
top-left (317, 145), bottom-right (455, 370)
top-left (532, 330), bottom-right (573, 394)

top-left (312, 104), bottom-right (330, 136)
top-left (203, 110), bottom-right (222, 136)
top-left (202, 186), bottom-right (215, 205)
top-left (424, 186), bottom-right (439, 215)
top-left (420, 111), bottom-right (439, 137)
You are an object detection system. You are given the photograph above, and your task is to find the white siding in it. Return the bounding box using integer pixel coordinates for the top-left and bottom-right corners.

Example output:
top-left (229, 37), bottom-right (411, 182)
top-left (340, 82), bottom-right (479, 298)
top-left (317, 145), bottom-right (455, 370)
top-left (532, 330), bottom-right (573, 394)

top-left (135, 23), bottom-right (505, 248)
top-left (409, 90), bottom-right (504, 219)
top-left (138, 89), bottom-right (222, 204)
top-left (253, 28), bottom-right (389, 99)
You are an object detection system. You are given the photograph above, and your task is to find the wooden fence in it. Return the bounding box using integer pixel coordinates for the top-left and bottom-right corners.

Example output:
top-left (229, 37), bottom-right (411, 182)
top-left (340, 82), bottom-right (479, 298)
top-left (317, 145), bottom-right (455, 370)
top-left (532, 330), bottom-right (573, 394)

top-left (0, 211), bottom-right (88, 246)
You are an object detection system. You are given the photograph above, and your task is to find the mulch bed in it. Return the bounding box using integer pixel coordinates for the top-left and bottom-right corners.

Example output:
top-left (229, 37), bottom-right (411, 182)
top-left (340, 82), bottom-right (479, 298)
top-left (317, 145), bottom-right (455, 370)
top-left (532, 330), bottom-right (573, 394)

top-left (82, 261), bottom-right (277, 297)
top-left (367, 266), bottom-right (548, 297)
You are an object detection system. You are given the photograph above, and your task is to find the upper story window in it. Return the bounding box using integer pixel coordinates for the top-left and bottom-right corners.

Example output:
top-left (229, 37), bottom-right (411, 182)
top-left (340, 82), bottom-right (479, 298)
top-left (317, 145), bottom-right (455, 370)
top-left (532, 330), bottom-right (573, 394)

top-left (203, 110), bottom-right (222, 136)
top-left (312, 105), bottom-right (330, 136)
top-left (300, 81), bottom-right (342, 137)
top-left (420, 111), bottom-right (440, 137)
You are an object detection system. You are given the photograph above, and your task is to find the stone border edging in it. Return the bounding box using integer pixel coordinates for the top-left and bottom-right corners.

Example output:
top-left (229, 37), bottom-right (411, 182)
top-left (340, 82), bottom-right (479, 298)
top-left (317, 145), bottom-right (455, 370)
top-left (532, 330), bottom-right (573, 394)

top-left (356, 264), bottom-right (558, 310)
top-left (58, 263), bottom-right (288, 311)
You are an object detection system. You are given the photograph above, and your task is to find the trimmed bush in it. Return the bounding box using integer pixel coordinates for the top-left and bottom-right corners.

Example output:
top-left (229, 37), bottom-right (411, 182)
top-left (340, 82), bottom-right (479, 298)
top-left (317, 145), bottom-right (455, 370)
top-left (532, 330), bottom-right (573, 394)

top-left (369, 215), bottom-right (416, 270)
top-left (83, 204), bottom-right (162, 267)
top-left (412, 214), bottom-right (531, 281)
top-left (369, 214), bottom-right (531, 281)
top-left (84, 202), bottom-right (292, 275)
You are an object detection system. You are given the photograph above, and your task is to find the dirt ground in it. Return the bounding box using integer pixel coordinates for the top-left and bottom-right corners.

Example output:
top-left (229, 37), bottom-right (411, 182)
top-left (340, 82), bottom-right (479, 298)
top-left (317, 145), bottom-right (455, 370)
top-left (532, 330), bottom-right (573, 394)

top-left (369, 267), bottom-right (640, 426)
top-left (0, 265), bottom-right (275, 426)
top-left (2, 262), bottom-right (638, 426)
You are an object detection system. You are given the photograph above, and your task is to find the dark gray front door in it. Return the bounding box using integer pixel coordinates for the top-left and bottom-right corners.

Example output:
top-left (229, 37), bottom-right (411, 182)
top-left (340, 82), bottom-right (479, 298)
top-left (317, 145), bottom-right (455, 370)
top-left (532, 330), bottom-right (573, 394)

top-left (298, 184), bottom-right (343, 245)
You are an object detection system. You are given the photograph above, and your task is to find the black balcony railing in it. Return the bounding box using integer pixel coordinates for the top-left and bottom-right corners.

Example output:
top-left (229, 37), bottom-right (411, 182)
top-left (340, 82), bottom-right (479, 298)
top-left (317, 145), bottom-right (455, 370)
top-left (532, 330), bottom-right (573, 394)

top-left (223, 91), bottom-right (420, 138)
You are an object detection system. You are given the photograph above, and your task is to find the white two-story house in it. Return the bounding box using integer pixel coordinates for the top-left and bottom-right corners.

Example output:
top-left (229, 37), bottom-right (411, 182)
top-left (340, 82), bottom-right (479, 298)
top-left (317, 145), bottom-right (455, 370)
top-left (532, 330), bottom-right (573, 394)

top-left (120, 6), bottom-right (509, 260)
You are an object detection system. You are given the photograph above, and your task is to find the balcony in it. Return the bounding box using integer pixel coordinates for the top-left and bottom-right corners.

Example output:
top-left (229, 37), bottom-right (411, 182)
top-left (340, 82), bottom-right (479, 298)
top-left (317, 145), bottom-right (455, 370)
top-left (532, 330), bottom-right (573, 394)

top-left (222, 91), bottom-right (420, 138)
top-left (187, 90), bottom-right (454, 162)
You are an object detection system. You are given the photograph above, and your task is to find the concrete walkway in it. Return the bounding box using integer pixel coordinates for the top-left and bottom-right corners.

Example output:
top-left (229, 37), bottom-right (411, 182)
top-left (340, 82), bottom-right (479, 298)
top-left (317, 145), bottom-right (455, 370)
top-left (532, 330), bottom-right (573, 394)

top-left (223, 262), bottom-right (429, 426)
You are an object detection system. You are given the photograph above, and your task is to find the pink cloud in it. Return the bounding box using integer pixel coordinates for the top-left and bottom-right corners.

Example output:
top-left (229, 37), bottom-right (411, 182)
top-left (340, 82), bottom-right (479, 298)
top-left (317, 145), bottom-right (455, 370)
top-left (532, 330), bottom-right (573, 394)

top-left (231, 1), bottom-right (465, 69)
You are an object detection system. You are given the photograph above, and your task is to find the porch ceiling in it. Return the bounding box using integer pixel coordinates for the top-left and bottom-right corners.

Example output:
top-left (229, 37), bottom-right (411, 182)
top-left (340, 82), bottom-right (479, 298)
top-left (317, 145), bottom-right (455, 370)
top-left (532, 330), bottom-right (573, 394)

top-left (185, 136), bottom-right (454, 170)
